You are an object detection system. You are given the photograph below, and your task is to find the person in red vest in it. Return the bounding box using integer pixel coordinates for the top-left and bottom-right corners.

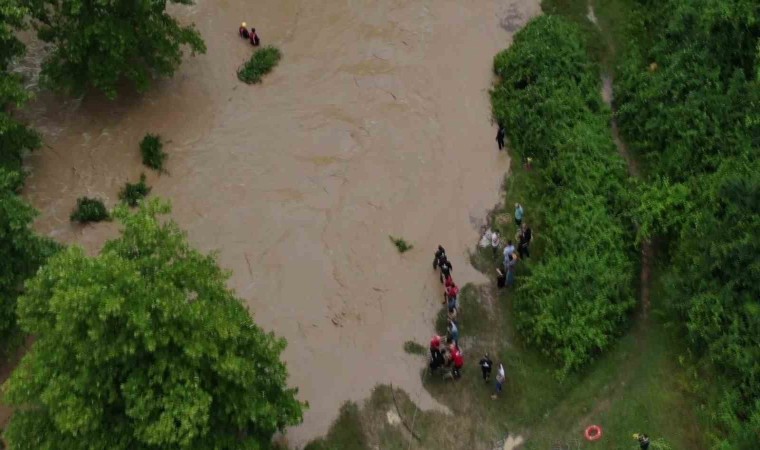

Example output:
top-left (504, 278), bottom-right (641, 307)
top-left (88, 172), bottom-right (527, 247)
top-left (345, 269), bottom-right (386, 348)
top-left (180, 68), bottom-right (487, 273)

top-left (250, 28), bottom-right (261, 46)
top-left (452, 347), bottom-right (464, 379)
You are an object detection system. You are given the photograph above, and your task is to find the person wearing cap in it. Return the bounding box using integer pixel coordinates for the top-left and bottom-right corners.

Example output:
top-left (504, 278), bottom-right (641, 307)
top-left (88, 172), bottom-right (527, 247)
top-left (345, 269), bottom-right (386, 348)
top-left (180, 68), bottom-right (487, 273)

top-left (250, 27), bottom-right (261, 46)
top-left (239, 22), bottom-right (250, 39)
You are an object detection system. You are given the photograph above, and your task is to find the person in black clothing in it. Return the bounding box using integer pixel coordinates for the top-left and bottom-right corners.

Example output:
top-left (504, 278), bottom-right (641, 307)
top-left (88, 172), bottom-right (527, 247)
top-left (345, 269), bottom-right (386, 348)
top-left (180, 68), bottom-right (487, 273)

top-left (518, 223), bottom-right (532, 259)
top-left (250, 28), bottom-right (260, 46)
top-left (429, 347), bottom-right (444, 371)
top-left (495, 268), bottom-right (506, 288)
top-left (637, 434), bottom-right (650, 450)
top-left (239, 22), bottom-right (250, 39)
top-left (479, 354), bottom-right (493, 382)
top-left (496, 125), bottom-right (506, 150)
top-left (432, 245), bottom-right (446, 270)
top-left (438, 257), bottom-right (453, 283)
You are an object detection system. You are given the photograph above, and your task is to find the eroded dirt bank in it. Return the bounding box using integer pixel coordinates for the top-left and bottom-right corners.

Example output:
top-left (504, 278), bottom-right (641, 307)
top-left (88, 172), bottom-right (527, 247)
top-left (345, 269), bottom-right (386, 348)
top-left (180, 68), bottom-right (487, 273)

top-left (20, 0), bottom-right (540, 443)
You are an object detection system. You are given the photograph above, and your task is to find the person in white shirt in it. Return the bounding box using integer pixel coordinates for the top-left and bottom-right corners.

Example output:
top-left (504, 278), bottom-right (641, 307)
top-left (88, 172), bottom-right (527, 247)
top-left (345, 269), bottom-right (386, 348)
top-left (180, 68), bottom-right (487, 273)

top-left (490, 230), bottom-right (501, 257)
top-left (492, 363), bottom-right (506, 399)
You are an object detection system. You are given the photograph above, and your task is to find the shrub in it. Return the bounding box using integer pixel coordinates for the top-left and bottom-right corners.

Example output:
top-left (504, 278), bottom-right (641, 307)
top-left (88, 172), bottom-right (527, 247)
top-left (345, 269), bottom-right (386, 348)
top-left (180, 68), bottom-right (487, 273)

top-left (491, 15), bottom-right (635, 376)
top-left (70, 197), bottom-right (109, 223)
top-left (118, 174), bottom-right (151, 207)
top-left (237, 46), bottom-right (282, 84)
top-left (139, 133), bottom-right (167, 172)
top-left (389, 236), bottom-right (413, 253)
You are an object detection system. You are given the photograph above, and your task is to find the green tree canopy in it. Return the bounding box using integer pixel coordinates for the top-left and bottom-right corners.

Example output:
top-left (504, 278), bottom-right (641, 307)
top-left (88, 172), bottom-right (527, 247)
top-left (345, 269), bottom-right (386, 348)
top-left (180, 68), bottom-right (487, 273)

top-left (23, 0), bottom-right (206, 99)
top-left (2, 199), bottom-right (303, 449)
top-left (0, 169), bottom-right (58, 352)
top-left (1, 0), bottom-right (40, 175)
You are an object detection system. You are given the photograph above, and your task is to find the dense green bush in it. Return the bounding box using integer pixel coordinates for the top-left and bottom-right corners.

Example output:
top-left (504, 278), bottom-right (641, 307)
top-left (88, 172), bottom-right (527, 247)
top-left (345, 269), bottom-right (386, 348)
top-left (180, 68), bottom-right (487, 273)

top-left (70, 197), bottom-right (109, 223)
top-left (614, 1), bottom-right (759, 447)
top-left (4, 199), bottom-right (304, 448)
top-left (237, 46), bottom-right (282, 84)
top-left (491, 15), bottom-right (635, 376)
top-left (119, 173), bottom-right (151, 207)
top-left (139, 133), bottom-right (167, 172)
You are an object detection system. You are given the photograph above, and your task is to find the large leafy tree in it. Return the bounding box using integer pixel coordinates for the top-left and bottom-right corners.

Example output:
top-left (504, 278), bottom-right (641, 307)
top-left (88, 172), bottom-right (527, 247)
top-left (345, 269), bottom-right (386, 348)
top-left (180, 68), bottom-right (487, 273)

top-left (23, 0), bottom-right (206, 98)
top-left (2, 199), bottom-right (304, 449)
top-left (1, 0), bottom-right (41, 175)
top-left (0, 169), bottom-right (58, 352)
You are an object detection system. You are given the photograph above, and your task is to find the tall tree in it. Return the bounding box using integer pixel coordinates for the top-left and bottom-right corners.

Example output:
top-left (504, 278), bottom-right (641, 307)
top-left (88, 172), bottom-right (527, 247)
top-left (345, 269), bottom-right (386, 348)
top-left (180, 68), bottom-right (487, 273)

top-left (0, 169), bottom-right (58, 353)
top-left (2, 199), bottom-right (304, 449)
top-left (1, 0), bottom-right (40, 175)
top-left (23, 0), bottom-right (206, 99)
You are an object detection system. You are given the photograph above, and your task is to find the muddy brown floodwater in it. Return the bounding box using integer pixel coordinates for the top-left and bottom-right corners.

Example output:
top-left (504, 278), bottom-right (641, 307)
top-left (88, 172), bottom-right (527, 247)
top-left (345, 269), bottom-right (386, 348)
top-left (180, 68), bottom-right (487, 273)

top-left (18, 0), bottom-right (540, 445)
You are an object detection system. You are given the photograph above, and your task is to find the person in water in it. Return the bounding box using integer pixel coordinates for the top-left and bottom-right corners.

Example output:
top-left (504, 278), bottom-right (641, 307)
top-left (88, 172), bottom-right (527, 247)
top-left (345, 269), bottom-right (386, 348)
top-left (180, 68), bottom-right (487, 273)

top-left (250, 28), bottom-right (260, 46)
top-left (239, 22), bottom-right (249, 39)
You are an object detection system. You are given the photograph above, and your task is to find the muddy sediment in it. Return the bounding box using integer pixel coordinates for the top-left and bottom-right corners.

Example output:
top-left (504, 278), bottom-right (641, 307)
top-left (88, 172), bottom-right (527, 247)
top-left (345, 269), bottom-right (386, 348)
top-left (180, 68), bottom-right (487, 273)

top-left (19, 0), bottom-right (540, 444)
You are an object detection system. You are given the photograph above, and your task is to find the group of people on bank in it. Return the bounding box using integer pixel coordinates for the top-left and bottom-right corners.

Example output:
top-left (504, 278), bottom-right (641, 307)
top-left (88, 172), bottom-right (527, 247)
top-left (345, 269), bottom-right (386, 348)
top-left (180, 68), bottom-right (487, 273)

top-left (425, 199), bottom-right (534, 399)
top-left (428, 244), bottom-right (508, 399)
top-left (481, 203), bottom-right (532, 290)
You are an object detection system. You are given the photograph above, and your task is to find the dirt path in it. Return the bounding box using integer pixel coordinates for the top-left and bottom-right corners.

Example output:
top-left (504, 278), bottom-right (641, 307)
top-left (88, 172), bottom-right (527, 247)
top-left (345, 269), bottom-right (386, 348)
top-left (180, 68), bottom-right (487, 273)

top-left (596, 10), bottom-right (651, 318)
top-left (15, 0), bottom-right (542, 444)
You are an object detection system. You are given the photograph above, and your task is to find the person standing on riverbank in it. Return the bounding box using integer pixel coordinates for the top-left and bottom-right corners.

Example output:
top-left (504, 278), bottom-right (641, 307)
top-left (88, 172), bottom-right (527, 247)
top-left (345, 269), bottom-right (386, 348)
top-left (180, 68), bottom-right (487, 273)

top-left (448, 320), bottom-right (459, 347)
top-left (518, 223), bottom-right (532, 259)
top-left (505, 253), bottom-right (517, 287)
top-left (492, 363), bottom-right (505, 399)
top-left (514, 203), bottom-right (524, 226)
top-left (491, 230), bottom-right (501, 258)
top-left (479, 354), bottom-right (493, 382)
top-left (496, 125), bottom-right (506, 150)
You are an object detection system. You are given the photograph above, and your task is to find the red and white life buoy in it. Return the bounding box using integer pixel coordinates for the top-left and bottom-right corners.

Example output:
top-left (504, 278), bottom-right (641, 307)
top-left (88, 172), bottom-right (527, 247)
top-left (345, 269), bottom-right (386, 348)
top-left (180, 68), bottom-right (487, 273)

top-left (584, 425), bottom-right (603, 441)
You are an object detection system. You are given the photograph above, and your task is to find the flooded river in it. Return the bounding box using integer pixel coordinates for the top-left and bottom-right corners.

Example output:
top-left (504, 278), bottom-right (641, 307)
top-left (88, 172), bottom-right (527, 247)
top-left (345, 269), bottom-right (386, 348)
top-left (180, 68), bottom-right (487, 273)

top-left (20, 0), bottom-right (539, 444)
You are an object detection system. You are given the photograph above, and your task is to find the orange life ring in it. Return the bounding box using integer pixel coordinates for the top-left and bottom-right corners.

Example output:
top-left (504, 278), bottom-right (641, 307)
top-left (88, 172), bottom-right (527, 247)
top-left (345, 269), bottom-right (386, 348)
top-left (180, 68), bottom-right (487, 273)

top-left (584, 425), bottom-right (602, 441)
